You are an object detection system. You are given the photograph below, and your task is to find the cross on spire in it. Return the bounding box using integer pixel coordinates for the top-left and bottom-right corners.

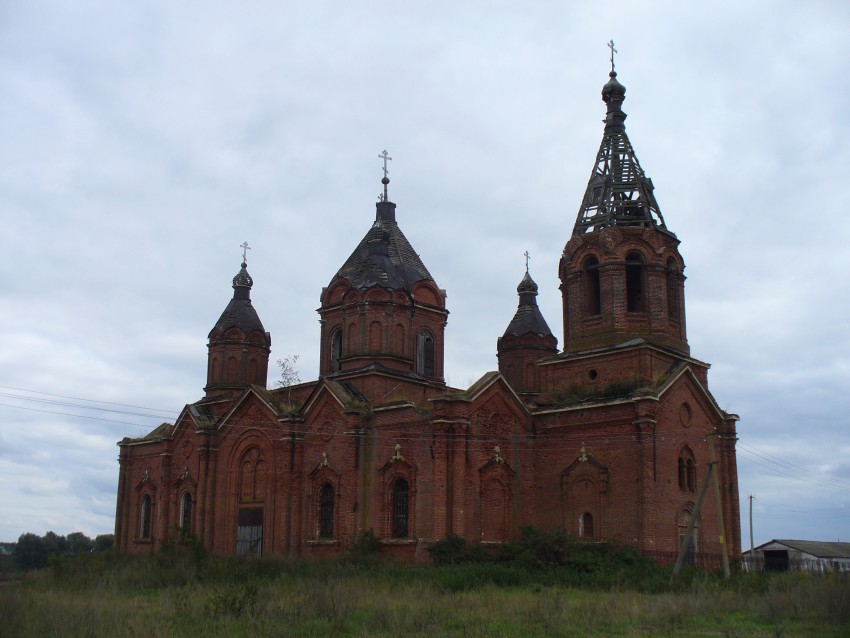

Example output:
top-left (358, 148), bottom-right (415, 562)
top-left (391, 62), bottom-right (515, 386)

top-left (240, 241), bottom-right (251, 264)
top-left (608, 39), bottom-right (617, 73)
top-left (378, 149), bottom-right (392, 202)
top-left (524, 250), bottom-right (530, 273)
top-left (378, 149), bottom-right (392, 179)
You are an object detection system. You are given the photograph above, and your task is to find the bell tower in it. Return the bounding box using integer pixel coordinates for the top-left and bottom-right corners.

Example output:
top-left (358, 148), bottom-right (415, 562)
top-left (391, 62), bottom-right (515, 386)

top-left (559, 57), bottom-right (688, 355)
top-left (205, 245), bottom-right (271, 398)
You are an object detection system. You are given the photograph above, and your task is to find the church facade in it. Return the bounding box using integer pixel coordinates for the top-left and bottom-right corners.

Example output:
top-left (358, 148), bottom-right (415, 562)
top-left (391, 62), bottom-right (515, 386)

top-left (115, 69), bottom-right (741, 564)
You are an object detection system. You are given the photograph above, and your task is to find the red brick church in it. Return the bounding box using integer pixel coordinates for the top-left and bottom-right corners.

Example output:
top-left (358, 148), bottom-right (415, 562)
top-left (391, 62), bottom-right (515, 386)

top-left (115, 67), bottom-right (741, 563)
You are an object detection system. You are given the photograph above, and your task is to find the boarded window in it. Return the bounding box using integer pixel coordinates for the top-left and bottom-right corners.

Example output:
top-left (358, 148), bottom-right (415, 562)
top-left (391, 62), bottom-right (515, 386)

top-left (416, 331), bottom-right (435, 378)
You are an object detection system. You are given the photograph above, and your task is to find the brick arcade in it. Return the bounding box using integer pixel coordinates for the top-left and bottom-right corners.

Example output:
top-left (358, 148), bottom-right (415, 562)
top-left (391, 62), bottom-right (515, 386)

top-left (114, 68), bottom-right (741, 564)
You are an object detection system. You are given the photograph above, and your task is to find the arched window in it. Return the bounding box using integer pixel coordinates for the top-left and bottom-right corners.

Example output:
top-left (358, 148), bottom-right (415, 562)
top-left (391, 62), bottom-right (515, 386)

top-left (666, 258), bottom-right (680, 320)
top-left (330, 329), bottom-right (342, 372)
top-left (687, 459), bottom-right (696, 492)
top-left (140, 494), bottom-right (152, 539)
top-left (415, 331), bottom-right (435, 378)
top-left (319, 483), bottom-right (334, 539)
top-left (579, 512), bottom-right (594, 538)
top-left (584, 256), bottom-right (601, 315)
top-left (179, 492), bottom-right (192, 534)
top-left (625, 251), bottom-right (646, 312)
top-left (678, 448), bottom-right (696, 493)
top-left (392, 478), bottom-right (409, 538)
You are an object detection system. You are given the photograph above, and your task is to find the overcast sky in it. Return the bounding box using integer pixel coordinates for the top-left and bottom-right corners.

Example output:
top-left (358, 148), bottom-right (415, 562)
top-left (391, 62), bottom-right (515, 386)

top-left (1, 1), bottom-right (848, 548)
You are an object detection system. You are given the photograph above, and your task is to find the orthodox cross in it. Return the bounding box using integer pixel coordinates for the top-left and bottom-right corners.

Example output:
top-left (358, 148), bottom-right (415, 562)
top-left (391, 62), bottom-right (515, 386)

top-left (378, 149), bottom-right (392, 201)
top-left (607, 39), bottom-right (617, 72)
top-left (378, 149), bottom-right (392, 179)
top-left (240, 241), bottom-right (251, 264)
top-left (524, 250), bottom-right (530, 273)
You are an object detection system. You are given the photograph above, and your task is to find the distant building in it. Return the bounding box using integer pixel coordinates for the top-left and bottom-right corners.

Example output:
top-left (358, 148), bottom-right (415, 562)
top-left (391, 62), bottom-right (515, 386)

top-left (743, 540), bottom-right (850, 572)
top-left (114, 67), bottom-right (741, 563)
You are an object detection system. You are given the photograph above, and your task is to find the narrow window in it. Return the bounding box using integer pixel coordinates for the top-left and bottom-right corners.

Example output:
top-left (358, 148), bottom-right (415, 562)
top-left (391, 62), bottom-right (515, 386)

top-left (319, 484), bottom-right (334, 539)
top-left (392, 478), bottom-right (409, 538)
top-left (584, 256), bottom-right (601, 315)
top-left (140, 494), bottom-right (152, 540)
top-left (179, 492), bottom-right (192, 534)
top-left (416, 331), bottom-right (435, 378)
top-left (330, 329), bottom-right (342, 372)
top-left (579, 512), bottom-right (594, 538)
top-left (625, 251), bottom-right (646, 312)
top-left (666, 258), bottom-right (680, 320)
top-left (679, 448), bottom-right (696, 493)
top-left (686, 459), bottom-right (696, 492)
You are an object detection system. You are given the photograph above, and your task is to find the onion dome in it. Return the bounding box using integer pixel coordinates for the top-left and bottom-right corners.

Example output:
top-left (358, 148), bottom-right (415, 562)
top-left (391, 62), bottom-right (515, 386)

top-left (503, 270), bottom-right (554, 339)
top-left (213, 260), bottom-right (266, 335)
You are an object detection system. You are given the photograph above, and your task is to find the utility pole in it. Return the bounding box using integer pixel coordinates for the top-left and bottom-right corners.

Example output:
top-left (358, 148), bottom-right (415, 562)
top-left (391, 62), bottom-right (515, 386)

top-left (672, 433), bottom-right (731, 579)
top-left (672, 456), bottom-right (713, 579)
top-left (709, 434), bottom-right (731, 578)
top-left (748, 494), bottom-right (755, 556)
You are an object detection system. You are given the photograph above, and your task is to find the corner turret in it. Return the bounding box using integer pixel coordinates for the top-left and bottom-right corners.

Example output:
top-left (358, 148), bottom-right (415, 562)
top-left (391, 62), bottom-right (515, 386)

top-left (497, 265), bottom-right (557, 393)
top-left (205, 245), bottom-right (271, 397)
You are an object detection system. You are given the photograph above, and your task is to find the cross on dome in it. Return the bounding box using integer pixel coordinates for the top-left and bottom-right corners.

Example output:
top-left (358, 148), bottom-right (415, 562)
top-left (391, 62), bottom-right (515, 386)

top-left (608, 39), bottom-right (617, 73)
top-left (378, 149), bottom-right (393, 202)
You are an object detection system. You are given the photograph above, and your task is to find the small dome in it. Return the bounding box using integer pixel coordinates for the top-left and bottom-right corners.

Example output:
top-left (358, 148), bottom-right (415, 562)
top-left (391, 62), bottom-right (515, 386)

top-left (233, 262), bottom-right (253, 289)
top-left (602, 71), bottom-right (626, 103)
top-left (517, 271), bottom-right (538, 295)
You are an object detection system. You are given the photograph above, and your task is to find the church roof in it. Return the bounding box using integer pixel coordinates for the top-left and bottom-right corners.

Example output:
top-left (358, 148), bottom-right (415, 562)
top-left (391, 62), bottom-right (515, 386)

top-left (212, 260), bottom-right (266, 335)
top-left (573, 67), bottom-right (669, 236)
top-left (335, 199), bottom-right (435, 292)
top-left (502, 270), bottom-right (554, 339)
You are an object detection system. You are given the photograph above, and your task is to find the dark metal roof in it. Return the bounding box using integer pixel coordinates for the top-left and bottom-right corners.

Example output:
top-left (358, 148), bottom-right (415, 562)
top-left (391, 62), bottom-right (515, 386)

top-left (760, 540), bottom-right (850, 559)
top-left (212, 261), bottom-right (266, 335)
top-left (573, 71), bottom-right (669, 236)
top-left (335, 201), bottom-right (435, 291)
top-left (502, 271), bottom-right (554, 338)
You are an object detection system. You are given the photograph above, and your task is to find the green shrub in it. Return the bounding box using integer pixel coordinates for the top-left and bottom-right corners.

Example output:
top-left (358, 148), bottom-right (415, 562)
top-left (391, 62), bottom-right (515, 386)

top-left (427, 533), bottom-right (490, 566)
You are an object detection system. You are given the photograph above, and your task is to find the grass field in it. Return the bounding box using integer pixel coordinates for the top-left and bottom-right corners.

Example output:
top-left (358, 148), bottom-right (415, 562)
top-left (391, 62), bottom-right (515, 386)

top-left (1, 546), bottom-right (847, 637)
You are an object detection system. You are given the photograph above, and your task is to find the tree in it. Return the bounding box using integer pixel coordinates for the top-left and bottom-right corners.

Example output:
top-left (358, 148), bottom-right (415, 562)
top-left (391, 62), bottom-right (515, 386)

top-left (275, 354), bottom-right (301, 407)
top-left (67, 532), bottom-right (93, 554)
top-left (94, 534), bottom-right (114, 551)
top-left (275, 354), bottom-right (301, 388)
top-left (14, 533), bottom-right (49, 570)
